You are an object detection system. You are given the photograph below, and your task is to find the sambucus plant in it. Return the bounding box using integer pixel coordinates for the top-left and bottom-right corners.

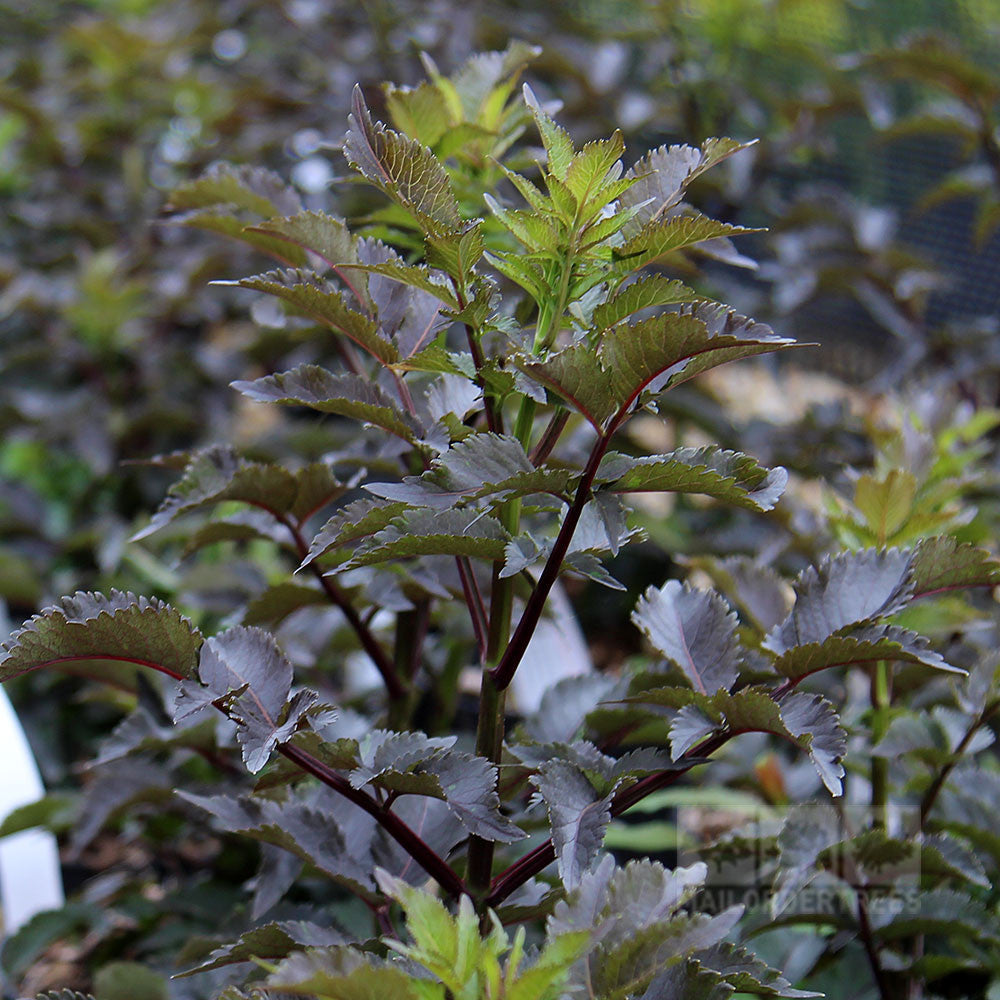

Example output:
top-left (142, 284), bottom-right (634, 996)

top-left (4, 48), bottom-right (1000, 1000)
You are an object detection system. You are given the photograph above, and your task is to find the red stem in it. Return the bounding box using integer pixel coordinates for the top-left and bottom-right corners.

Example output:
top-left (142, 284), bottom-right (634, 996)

top-left (278, 741), bottom-right (467, 900)
top-left (278, 515), bottom-right (403, 699)
top-left (490, 430), bottom-right (613, 691)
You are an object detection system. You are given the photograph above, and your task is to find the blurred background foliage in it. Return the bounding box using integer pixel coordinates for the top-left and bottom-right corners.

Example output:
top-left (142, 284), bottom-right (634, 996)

top-left (2, 0), bottom-right (1000, 995)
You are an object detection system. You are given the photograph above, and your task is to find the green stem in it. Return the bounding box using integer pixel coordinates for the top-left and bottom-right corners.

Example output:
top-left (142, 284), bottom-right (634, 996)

top-left (870, 660), bottom-right (891, 829)
top-left (467, 513), bottom-right (517, 900)
top-left (387, 605), bottom-right (428, 729)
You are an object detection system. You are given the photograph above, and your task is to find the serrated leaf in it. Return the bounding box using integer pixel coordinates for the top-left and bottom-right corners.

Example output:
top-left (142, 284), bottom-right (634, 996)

top-left (620, 138), bottom-right (755, 238)
top-left (132, 445), bottom-right (298, 540)
top-left (291, 463), bottom-right (356, 523)
top-left (385, 79), bottom-right (453, 146)
top-left (424, 224), bottom-right (485, 286)
top-left (523, 84), bottom-right (574, 180)
top-left (869, 887), bottom-right (1000, 943)
top-left (635, 687), bottom-right (846, 793)
top-left (910, 536), bottom-right (1000, 596)
top-left (357, 239), bottom-right (448, 356)
top-left (181, 792), bottom-right (373, 893)
top-left (247, 211), bottom-right (360, 287)
top-left (763, 549), bottom-right (915, 654)
top-left (769, 623), bottom-right (961, 682)
top-left (593, 275), bottom-right (702, 331)
top-left (532, 760), bottom-right (615, 889)
top-left (268, 945), bottom-right (434, 999)
top-left (598, 446), bottom-right (787, 512)
top-left (366, 433), bottom-right (570, 510)
top-left (232, 365), bottom-right (420, 441)
top-left (589, 909), bottom-right (744, 1000)
top-left (616, 214), bottom-right (756, 272)
top-left (171, 209), bottom-right (309, 266)
top-left (174, 627), bottom-right (312, 772)
top-left (696, 556), bottom-right (792, 632)
top-left (178, 921), bottom-right (345, 976)
top-left (346, 509), bottom-right (509, 567)
top-left (345, 85), bottom-right (461, 233)
top-left (216, 268), bottom-right (397, 363)
top-left (564, 132), bottom-right (626, 214)
top-left (375, 749), bottom-right (523, 843)
top-left (694, 940), bottom-right (821, 998)
top-left (303, 499), bottom-right (411, 566)
top-left (167, 162), bottom-right (302, 217)
top-left (517, 305), bottom-right (794, 430)
top-left (775, 692), bottom-right (847, 795)
top-left (518, 674), bottom-right (624, 745)
top-left (243, 582), bottom-right (328, 626)
top-left (632, 581), bottom-right (742, 694)
top-left (485, 193), bottom-right (562, 252)
top-left (853, 469), bottom-right (917, 542)
top-left (343, 259), bottom-right (458, 310)
top-left (0, 591), bottom-right (202, 682)
top-left (181, 510), bottom-right (287, 558)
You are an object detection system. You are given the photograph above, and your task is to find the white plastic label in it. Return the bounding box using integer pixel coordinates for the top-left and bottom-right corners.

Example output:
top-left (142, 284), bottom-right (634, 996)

top-left (0, 686), bottom-right (65, 936)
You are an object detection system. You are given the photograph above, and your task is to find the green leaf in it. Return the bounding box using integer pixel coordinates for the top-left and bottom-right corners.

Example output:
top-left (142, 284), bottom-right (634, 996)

top-left (92, 962), bottom-right (168, 1000)
top-left (167, 162), bottom-right (302, 218)
top-left (598, 445), bottom-right (787, 512)
top-left (616, 214), bottom-right (756, 272)
top-left (423, 224), bottom-right (485, 287)
top-left (763, 548), bottom-right (915, 654)
top-left (632, 581), bottom-right (742, 694)
top-left (340, 259), bottom-right (458, 309)
top-left (592, 275), bottom-right (702, 331)
top-left (215, 268), bottom-right (397, 363)
top-left (768, 624), bottom-right (962, 682)
top-left (516, 305), bottom-right (794, 430)
top-left (132, 445), bottom-right (298, 540)
top-left (385, 80), bottom-right (453, 146)
top-left (484, 193), bottom-right (562, 253)
top-left (910, 536), bottom-right (1000, 596)
top-left (346, 509), bottom-right (509, 567)
top-left (0, 794), bottom-right (75, 837)
top-left (303, 499), bottom-right (411, 566)
top-left (366, 433), bottom-right (570, 510)
top-left (522, 84), bottom-right (574, 180)
top-left (620, 137), bottom-right (755, 237)
top-left (1, 904), bottom-right (98, 979)
top-left (0, 591), bottom-right (202, 682)
top-left (170, 209), bottom-right (309, 266)
top-left (178, 921), bottom-right (344, 976)
top-left (345, 85), bottom-right (461, 233)
top-left (564, 132), bottom-right (626, 215)
top-left (232, 365), bottom-right (420, 441)
top-left (853, 469), bottom-right (917, 542)
top-left (267, 946), bottom-right (435, 1000)
top-left (243, 582), bottom-right (329, 626)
